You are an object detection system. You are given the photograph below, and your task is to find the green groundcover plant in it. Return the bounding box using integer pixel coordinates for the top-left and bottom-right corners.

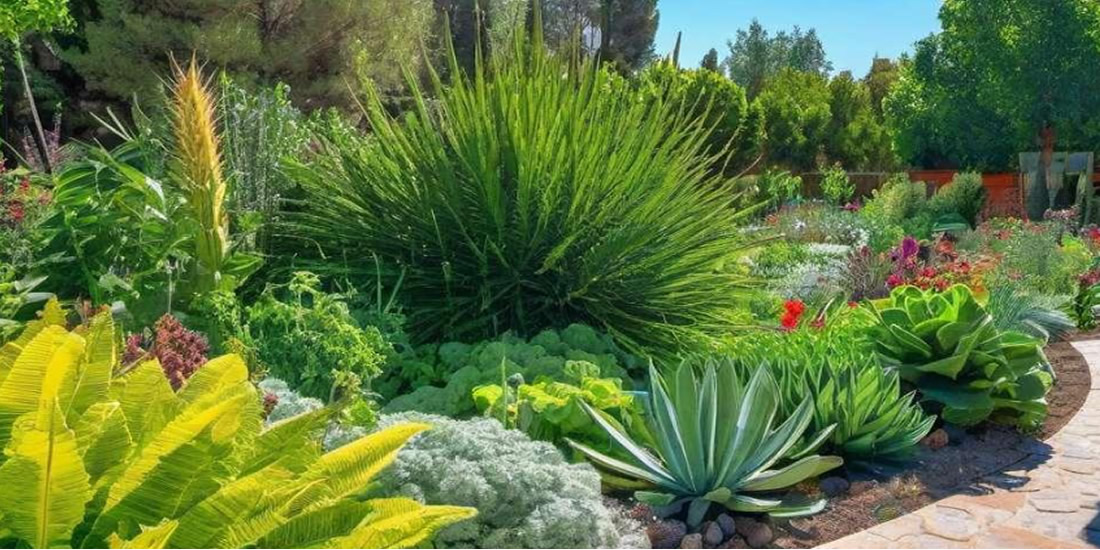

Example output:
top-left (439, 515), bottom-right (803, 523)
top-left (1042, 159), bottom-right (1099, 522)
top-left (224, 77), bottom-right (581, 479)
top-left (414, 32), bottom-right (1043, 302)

top-left (869, 284), bottom-right (1054, 430)
top-left (283, 23), bottom-right (759, 355)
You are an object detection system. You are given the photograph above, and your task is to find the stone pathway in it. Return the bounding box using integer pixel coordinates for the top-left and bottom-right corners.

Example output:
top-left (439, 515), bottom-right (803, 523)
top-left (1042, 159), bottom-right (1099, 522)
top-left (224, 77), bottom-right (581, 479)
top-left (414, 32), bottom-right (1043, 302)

top-left (820, 340), bottom-right (1100, 549)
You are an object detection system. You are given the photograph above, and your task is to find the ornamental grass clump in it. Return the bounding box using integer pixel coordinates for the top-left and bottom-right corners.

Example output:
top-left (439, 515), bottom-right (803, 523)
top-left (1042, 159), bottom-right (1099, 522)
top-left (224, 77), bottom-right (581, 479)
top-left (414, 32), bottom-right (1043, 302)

top-left (283, 22), bottom-right (759, 354)
top-left (869, 284), bottom-right (1054, 430)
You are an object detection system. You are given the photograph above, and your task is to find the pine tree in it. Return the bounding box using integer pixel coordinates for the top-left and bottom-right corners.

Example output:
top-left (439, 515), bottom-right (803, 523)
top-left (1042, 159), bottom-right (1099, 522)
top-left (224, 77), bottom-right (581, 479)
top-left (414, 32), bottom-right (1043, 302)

top-left (63, 0), bottom-right (434, 111)
top-left (597, 0), bottom-right (658, 72)
top-left (700, 48), bottom-right (720, 72)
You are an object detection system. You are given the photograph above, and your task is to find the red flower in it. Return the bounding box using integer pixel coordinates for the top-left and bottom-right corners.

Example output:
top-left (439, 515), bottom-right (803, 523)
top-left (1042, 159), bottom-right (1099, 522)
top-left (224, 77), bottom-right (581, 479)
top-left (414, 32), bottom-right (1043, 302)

top-left (780, 299), bottom-right (806, 331)
top-left (847, 301), bottom-right (859, 308)
top-left (8, 202), bottom-right (24, 224)
top-left (920, 267), bottom-right (938, 278)
top-left (886, 274), bottom-right (904, 288)
top-left (17, 178), bottom-right (30, 195)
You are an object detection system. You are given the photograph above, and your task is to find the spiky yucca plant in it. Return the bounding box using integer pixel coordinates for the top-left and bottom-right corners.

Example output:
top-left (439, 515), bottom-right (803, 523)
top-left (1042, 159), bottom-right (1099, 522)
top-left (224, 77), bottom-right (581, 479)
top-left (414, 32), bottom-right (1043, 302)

top-left (0, 300), bottom-right (475, 549)
top-left (170, 57), bottom-right (230, 293)
top-left (283, 19), bottom-right (760, 353)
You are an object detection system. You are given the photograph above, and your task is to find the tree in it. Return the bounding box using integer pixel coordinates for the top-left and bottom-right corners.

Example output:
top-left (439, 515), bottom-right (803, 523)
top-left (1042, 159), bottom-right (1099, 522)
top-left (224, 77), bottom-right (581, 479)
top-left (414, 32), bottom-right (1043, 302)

top-left (724, 19), bottom-right (832, 99)
top-left (863, 56), bottom-right (900, 117)
top-left (884, 0), bottom-right (1100, 214)
top-left (0, 0), bottom-right (72, 173)
top-left (540, 0), bottom-right (601, 54)
top-left (756, 68), bottom-right (831, 170)
top-left (636, 62), bottom-right (764, 175)
top-left (63, 0), bottom-right (435, 111)
top-left (700, 47), bottom-right (720, 72)
top-left (597, 0), bottom-right (658, 72)
top-left (825, 71), bottom-right (894, 170)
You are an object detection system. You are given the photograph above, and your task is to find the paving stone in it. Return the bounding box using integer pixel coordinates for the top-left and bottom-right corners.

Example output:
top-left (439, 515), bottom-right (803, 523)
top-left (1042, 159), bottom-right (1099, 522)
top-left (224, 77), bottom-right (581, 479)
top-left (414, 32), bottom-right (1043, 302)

top-left (819, 341), bottom-right (1100, 549)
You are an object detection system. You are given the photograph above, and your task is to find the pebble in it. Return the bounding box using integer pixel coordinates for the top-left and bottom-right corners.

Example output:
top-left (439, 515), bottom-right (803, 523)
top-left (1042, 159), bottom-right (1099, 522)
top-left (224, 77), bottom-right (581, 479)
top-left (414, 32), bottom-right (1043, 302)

top-left (716, 513), bottom-right (737, 538)
top-left (922, 428), bottom-right (949, 449)
top-left (702, 521), bottom-right (724, 546)
top-left (820, 476), bottom-right (851, 497)
top-left (735, 517), bottom-right (775, 548)
top-left (647, 519), bottom-right (687, 549)
top-left (680, 533), bottom-right (703, 549)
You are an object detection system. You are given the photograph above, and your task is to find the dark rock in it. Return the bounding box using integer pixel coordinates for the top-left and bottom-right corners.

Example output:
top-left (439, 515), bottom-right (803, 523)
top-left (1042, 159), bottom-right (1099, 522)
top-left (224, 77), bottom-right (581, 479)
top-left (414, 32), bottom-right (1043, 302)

top-left (702, 521), bottom-right (724, 546)
top-left (680, 533), bottom-right (703, 549)
top-left (819, 476), bottom-right (850, 497)
top-left (717, 535), bottom-right (749, 549)
top-left (849, 480), bottom-right (876, 496)
top-left (735, 518), bottom-right (774, 549)
top-left (716, 513), bottom-right (737, 538)
top-left (648, 519), bottom-right (688, 549)
top-left (921, 428), bottom-right (949, 449)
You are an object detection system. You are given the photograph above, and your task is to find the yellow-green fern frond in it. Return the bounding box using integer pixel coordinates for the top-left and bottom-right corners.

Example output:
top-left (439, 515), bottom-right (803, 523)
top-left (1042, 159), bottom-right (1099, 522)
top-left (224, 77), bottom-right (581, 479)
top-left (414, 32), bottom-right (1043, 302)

top-left (171, 56), bottom-right (229, 293)
top-left (326, 497), bottom-right (477, 549)
top-left (0, 402), bottom-right (91, 548)
top-left (107, 520), bottom-right (178, 549)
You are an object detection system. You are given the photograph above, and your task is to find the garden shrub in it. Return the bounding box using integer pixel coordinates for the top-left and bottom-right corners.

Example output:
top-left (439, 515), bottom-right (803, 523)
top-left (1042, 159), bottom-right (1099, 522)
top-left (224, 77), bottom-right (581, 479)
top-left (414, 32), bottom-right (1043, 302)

top-left (734, 306), bottom-right (935, 459)
top-left (983, 281), bottom-right (1073, 342)
top-left (928, 172), bottom-right (987, 228)
top-left (752, 168), bottom-right (803, 209)
top-left (0, 301), bottom-right (472, 549)
top-left (821, 163), bottom-right (856, 205)
top-left (283, 25), bottom-right (761, 355)
top-left (248, 272), bottom-right (388, 400)
top-left (374, 412), bottom-right (648, 549)
top-left (381, 324), bottom-right (636, 418)
top-left (121, 313), bottom-right (210, 390)
top-left (869, 284), bottom-right (1054, 430)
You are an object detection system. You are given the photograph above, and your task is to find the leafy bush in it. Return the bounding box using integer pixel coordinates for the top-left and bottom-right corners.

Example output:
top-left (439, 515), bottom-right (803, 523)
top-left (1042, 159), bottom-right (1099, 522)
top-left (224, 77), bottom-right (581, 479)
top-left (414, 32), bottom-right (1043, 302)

top-left (247, 272), bottom-right (388, 401)
top-left (374, 412), bottom-right (648, 549)
top-left (471, 359), bottom-right (650, 458)
top-left (869, 285), bottom-right (1054, 430)
top-left (861, 175), bottom-right (928, 227)
top-left (735, 308), bottom-right (935, 459)
top-left (0, 263), bottom-right (48, 342)
top-left (571, 358), bottom-right (843, 526)
top-left (0, 166), bottom-right (53, 272)
top-left (928, 172), bottom-right (987, 228)
top-left (0, 302), bottom-right (473, 549)
top-left (636, 62), bottom-right (764, 174)
top-left (283, 26), bottom-right (760, 354)
top-left (1071, 268), bottom-right (1100, 330)
top-left (754, 168), bottom-right (803, 209)
top-left (821, 163), bottom-right (855, 205)
top-left (382, 324), bottom-right (636, 418)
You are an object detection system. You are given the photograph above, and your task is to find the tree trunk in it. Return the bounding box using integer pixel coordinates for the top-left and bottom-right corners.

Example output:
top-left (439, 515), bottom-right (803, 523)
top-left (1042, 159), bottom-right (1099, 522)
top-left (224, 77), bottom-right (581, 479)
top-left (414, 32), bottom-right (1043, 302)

top-left (13, 40), bottom-right (53, 174)
top-left (1038, 124), bottom-right (1056, 217)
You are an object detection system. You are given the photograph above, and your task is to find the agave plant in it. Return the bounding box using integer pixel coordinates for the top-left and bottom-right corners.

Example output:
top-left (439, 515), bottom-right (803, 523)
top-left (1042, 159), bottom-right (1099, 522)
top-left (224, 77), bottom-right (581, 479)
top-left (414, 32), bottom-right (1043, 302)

top-left (0, 300), bottom-right (474, 549)
top-left (869, 284), bottom-right (1054, 430)
top-left (569, 358), bottom-right (842, 526)
top-left (737, 307), bottom-right (935, 459)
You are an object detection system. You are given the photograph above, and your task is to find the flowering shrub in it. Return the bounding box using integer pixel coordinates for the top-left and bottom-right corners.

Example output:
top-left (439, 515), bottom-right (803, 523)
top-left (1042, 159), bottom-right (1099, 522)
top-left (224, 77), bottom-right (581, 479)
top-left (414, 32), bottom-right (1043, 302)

top-left (0, 166), bottom-right (52, 270)
top-left (122, 313), bottom-right (210, 389)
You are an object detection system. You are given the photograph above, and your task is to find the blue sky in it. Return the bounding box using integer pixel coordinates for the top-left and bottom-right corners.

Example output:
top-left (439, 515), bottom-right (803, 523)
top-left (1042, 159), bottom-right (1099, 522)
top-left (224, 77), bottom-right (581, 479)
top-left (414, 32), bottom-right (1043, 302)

top-left (655, 1), bottom-right (943, 76)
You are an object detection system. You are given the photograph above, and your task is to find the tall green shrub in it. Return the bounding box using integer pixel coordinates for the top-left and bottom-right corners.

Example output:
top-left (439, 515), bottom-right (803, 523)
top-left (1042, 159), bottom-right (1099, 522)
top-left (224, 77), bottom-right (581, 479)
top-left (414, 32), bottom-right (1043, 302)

top-left (284, 26), bottom-right (760, 353)
top-left (928, 172), bottom-right (987, 228)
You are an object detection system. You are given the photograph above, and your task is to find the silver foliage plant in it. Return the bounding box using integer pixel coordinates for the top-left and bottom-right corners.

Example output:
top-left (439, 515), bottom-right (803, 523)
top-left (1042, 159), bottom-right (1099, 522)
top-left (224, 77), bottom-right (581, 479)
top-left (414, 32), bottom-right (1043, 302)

top-left (374, 412), bottom-right (649, 549)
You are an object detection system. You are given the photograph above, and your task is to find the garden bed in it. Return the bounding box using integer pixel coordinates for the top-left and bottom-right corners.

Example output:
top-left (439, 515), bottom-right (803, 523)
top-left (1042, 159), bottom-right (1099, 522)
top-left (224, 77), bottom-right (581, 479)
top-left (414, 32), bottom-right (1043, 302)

top-left (770, 336), bottom-right (1093, 548)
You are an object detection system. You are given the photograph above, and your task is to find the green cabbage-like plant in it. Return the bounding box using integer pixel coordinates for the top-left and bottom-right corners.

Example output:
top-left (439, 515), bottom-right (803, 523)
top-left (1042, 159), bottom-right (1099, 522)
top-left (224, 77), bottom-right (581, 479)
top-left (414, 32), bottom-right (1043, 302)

top-left (0, 300), bottom-right (474, 549)
top-left (472, 360), bottom-right (652, 456)
top-left (869, 284), bottom-right (1054, 430)
top-left (569, 358), bottom-right (842, 527)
